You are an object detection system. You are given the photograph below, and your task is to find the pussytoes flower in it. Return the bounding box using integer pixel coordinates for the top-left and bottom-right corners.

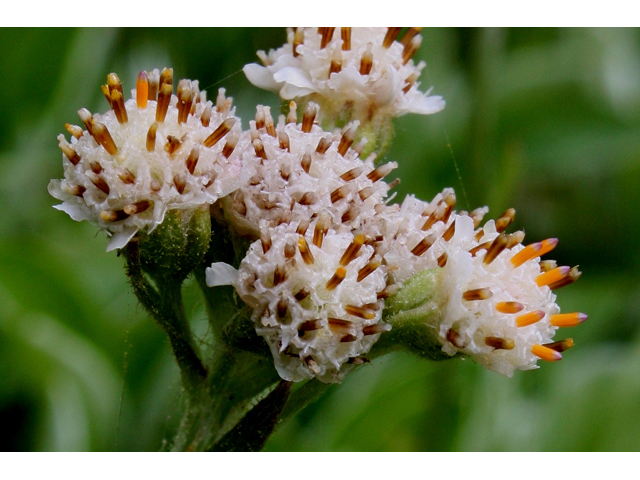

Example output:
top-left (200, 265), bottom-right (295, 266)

top-left (207, 222), bottom-right (390, 383)
top-left (222, 102), bottom-right (397, 239)
top-left (376, 192), bottom-right (585, 377)
top-left (243, 28), bottom-right (445, 124)
top-left (48, 68), bottom-right (251, 251)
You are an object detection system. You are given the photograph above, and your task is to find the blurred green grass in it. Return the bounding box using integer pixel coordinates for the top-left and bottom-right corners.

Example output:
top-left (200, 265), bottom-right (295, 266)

top-left (0, 27), bottom-right (638, 451)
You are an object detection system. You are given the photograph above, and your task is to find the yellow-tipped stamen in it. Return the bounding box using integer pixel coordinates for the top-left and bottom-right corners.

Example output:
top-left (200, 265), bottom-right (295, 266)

top-left (146, 123), bottom-right (158, 152)
top-left (118, 168), bottom-right (136, 184)
top-left (204, 118), bottom-right (236, 148)
top-left (77, 108), bottom-right (95, 135)
top-left (302, 103), bottom-right (317, 133)
top-left (341, 27), bottom-right (351, 50)
top-left (485, 337), bottom-right (515, 350)
top-left (298, 236), bottom-right (315, 265)
top-left (550, 312), bottom-right (588, 327)
top-left (123, 200), bottom-right (151, 215)
top-left (100, 209), bottom-right (129, 222)
top-left (539, 260), bottom-right (557, 272)
top-left (107, 73), bottom-right (123, 95)
top-left (359, 43), bottom-right (373, 75)
top-left (320, 27), bottom-right (335, 48)
top-left (411, 236), bottom-right (434, 256)
top-left (463, 288), bottom-right (493, 301)
top-left (159, 67), bottom-right (173, 92)
top-left (484, 233), bottom-right (509, 265)
top-left (548, 266), bottom-right (582, 289)
top-left (136, 71), bottom-right (148, 109)
top-left (326, 267), bottom-right (347, 291)
top-left (446, 328), bottom-right (465, 348)
top-left (292, 28), bottom-right (304, 57)
top-left (340, 234), bottom-right (365, 266)
top-left (109, 89), bottom-right (127, 124)
top-left (156, 83), bottom-right (172, 122)
top-left (383, 27), bottom-right (402, 48)
top-left (510, 241), bottom-right (543, 267)
top-left (532, 344), bottom-right (562, 362)
top-left (340, 167), bottom-right (363, 182)
top-left (92, 123), bottom-right (117, 155)
top-left (185, 147), bottom-right (200, 175)
top-left (516, 310), bottom-right (545, 327)
top-left (65, 123), bottom-right (83, 139)
top-left (543, 338), bottom-right (574, 353)
top-left (357, 258), bottom-right (381, 282)
top-left (101, 84), bottom-right (112, 105)
top-left (536, 266), bottom-right (571, 287)
top-left (496, 301), bottom-right (524, 314)
top-left (344, 305), bottom-right (376, 320)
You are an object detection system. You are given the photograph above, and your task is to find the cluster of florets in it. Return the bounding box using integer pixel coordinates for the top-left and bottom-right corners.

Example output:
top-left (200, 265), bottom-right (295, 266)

top-left (50, 28), bottom-right (585, 385)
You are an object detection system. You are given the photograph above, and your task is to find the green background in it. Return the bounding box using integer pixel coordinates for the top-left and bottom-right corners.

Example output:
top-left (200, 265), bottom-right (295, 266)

top-left (0, 27), bottom-right (638, 451)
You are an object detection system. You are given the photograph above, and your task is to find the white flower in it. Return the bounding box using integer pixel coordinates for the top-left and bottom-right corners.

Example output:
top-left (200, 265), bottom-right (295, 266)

top-left (243, 28), bottom-right (445, 122)
top-left (207, 222), bottom-right (390, 383)
top-left (48, 69), bottom-right (252, 251)
top-left (223, 102), bottom-right (397, 238)
top-left (376, 192), bottom-right (585, 376)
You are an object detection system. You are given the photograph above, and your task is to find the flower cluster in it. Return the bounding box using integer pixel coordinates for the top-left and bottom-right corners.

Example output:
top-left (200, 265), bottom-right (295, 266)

top-left (50, 28), bottom-right (585, 385)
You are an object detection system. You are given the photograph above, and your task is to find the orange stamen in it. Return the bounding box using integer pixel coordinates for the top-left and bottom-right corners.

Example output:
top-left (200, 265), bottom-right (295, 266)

top-left (532, 344), bottom-right (562, 362)
top-left (516, 310), bottom-right (545, 327)
top-left (550, 312), bottom-right (588, 327)
top-left (137, 71), bottom-right (148, 109)
top-left (496, 301), bottom-right (524, 314)
top-left (536, 266), bottom-right (571, 287)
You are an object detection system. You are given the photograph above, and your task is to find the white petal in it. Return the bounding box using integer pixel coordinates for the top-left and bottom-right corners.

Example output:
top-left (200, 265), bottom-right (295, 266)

top-left (243, 63), bottom-right (281, 91)
top-left (206, 262), bottom-right (238, 287)
top-left (53, 202), bottom-right (90, 222)
top-left (274, 67), bottom-right (317, 98)
top-left (106, 226), bottom-right (138, 252)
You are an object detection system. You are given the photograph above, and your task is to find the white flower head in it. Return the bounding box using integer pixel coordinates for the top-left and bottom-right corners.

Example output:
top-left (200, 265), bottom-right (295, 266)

top-left (377, 192), bottom-right (585, 377)
top-left (243, 28), bottom-right (445, 122)
top-left (223, 102), bottom-right (397, 237)
top-left (48, 69), bottom-right (252, 251)
top-left (207, 222), bottom-right (390, 383)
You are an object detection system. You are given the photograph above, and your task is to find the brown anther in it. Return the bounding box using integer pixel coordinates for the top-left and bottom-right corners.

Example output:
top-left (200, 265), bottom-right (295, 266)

top-left (442, 221), bottom-right (456, 241)
top-left (259, 230), bottom-right (271, 254)
top-left (348, 357), bottom-right (370, 365)
top-left (338, 127), bottom-right (356, 156)
top-left (59, 142), bottom-right (81, 165)
top-left (469, 241), bottom-right (491, 257)
top-left (548, 266), bottom-right (582, 290)
top-left (315, 136), bottom-right (332, 154)
top-left (278, 130), bottom-right (291, 152)
top-left (341, 167), bottom-right (363, 182)
top-left (340, 334), bottom-right (357, 343)
top-left (89, 161), bottom-right (102, 174)
top-left (273, 264), bottom-right (286, 286)
top-left (485, 337), bottom-right (515, 350)
top-left (437, 253), bottom-right (448, 267)
top-left (107, 73), bottom-right (123, 95)
top-left (118, 168), bottom-right (136, 184)
top-left (301, 151), bottom-right (312, 173)
top-left (298, 236), bottom-right (315, 265)
top-left (277, 297), bottom-right (289, 320)
top-left (287, 101), bottom-right (298, 124)
top-left (331, 185), bottom-right (350, 204)
top-left (296, 218), bottom-right (310, 236)
top-left (253, 138), bottom-right (269, 160)
top-left (101, 84), bottom-right (112, 105)
top-left (376, 289), bottom-right (390, 299)
top-left (329, 48), bottom-right (342, 76)
top-left (383, 27), bottom-right (402, 48)
top-left (299, 319), bottom-right (322, 334)
top-left (421, 212), bottom-right (438, 231)
top-left (359, 44), bottom-right (373, 75)
top-left (543, 338), bottom-right (574, 353)
top-left (136, 71), bottom-right (148, 109)
top-left (319, 27), bottom-right (335, 48)
top-left (264, 109), bottom-right (276, 137)
top-left (65, 123), bottom-right (83, 139)
top-left (216, 88), bottom-right (227, 113)
top-left (366, 163), bottom-right (395, 182)
top-left (411, 236), bottom-right (434, 256)
top-left (100, 209), bottom-right (129, 222)
top-left (173, 174), bottom-right (186, 194)
top-left (328, 318), bottom-right (355, 331)
top-left (255, 106), bottom-right (265, 129)
top-left (295, 288), bottom-right (310, 302)
top-left (124, 200), bottom-right (151, 215)
top-left (279, 160), bottom-right (291, 181)
top-left (441, 192), bottom-right (456, 223)
top-left (163, 135), bottom-right (183, 156)
top-left (305, 357), bottom-right (320, 373)
top-left (463, 288), bottom-right (493, 301)
top-left (62, 183), bottom-right (86, 197)
top-left (326, 267), bottom-right (347, 291)
top-left (344, 305), bottom-right (376, 320)
top-left (539, 260), bottom-right (557, 272)
top-left (298, 192), bottom-right (317, 206)
top-left (469, 208), bottom-right (487, 228)
top-left (507, 231), bottom-right (525, 249)
top-left (156, 83), bottom-right (172, 122)
top-left (159, 68), bottom-right (173, 91)
top-left (483, 233), bottom-right (509, 265)
top-left (292, 28), bottom-right (304, 57)
top-left (363, 324), bottom-right (391, 336)
top-left (446, 328), bottom-right (465, 348)
top-left (90, 175), bottom-right (110, 194)
top-left (110, 89), bottom-right (128, 124)
top-left (302, 103), bottom-right (317, 133)
top-left (77, 108), bottom-right (95, 135)
top-left (204, 118), bottom-right (236, 148)
top-left (402, 72), bottom-right (419, 94)
top-left (147, 70), bottom-right (159, 101)
top-left (340, 235), bottom-right (365, 267)
top-left (282, 240), bottom-right (296, 259)
top-left (185, 147), bottom-right (200, 175)
top-left (495, 208), bottom-right (516, 233)
top-left (341, 27), bottom-right (351, 50)
top-left (92, 122), bottom-right (117, 155)
top-left (387, 178), bottom-right (401, 190)
top-left (400, 27), bottom-right (422, 47)
top-left (146, 123), bottom-right (158, 152)
top-left (313, 213), bottom-right (328, 248)
top-left (233, 197), bottom-right (247, 215)
top-left (177, 80), bottom-right (193, 124)
top-left (357, 258), bottom-right (381, 282)
top-left (201, 103), bottom-right (212, 127)
top-left (150, 179), bottom-right (162, 192)
top-left (341, 205), bottom-right (359, 223)
top-left (402, 34), bottom-right (422, 65)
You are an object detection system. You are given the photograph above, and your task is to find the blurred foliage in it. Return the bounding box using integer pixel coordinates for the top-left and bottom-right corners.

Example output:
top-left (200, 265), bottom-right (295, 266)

top-left (0, 27), bottom-right (638, 451)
